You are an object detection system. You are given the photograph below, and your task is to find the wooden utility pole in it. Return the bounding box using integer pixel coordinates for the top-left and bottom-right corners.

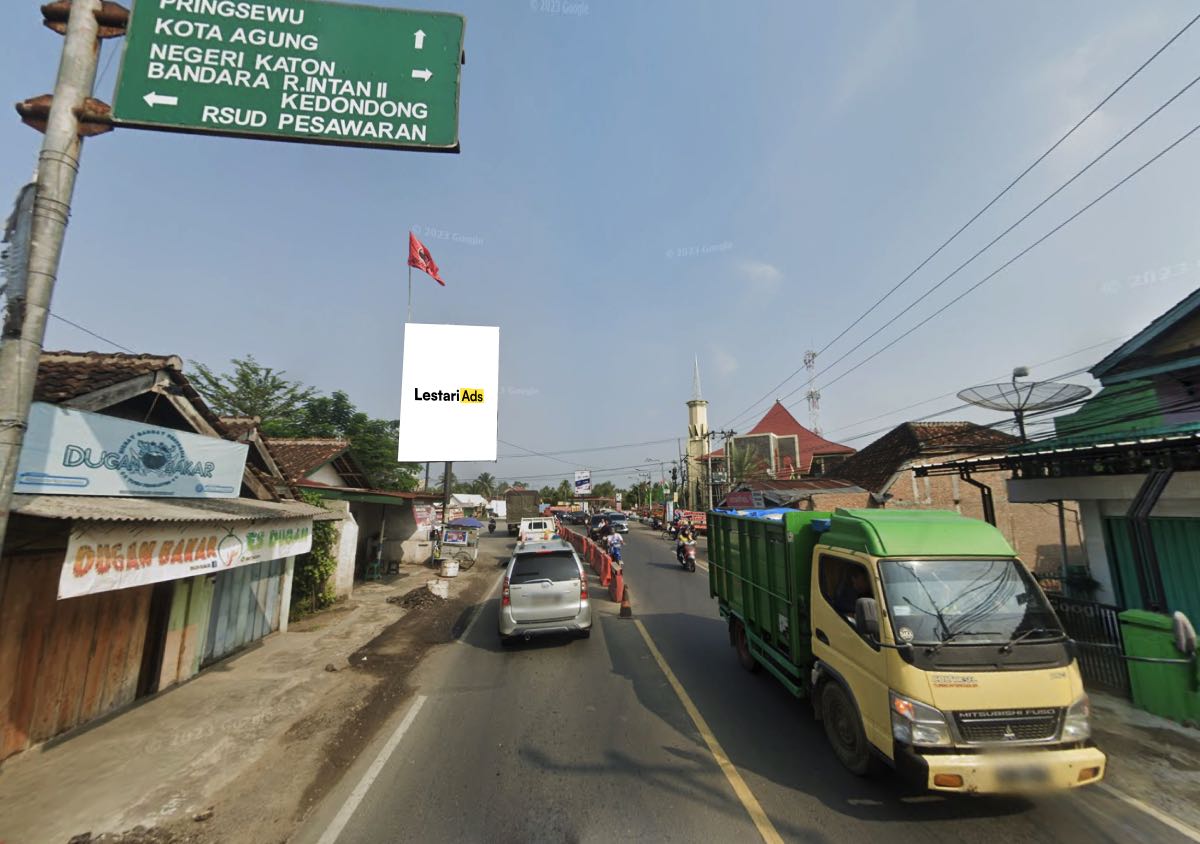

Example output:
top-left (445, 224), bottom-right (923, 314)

top-left (0, 0), bottom-right (115, 557)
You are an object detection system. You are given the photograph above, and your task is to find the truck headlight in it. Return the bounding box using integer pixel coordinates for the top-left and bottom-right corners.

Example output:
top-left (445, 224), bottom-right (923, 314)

top-left (1061, 694), bottom-right (1091, 741)
top-left (890, 691), bottom-right (952, 747)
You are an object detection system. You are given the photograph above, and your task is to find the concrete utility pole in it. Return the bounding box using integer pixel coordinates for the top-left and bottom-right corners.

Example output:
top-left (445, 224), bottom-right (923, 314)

top-left (441, 461), bottom-right (453, 523)
top-left (0, 0), bottom-right (104, 555)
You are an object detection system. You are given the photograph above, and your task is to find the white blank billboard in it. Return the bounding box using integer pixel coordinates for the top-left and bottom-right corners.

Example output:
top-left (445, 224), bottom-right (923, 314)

top-left (397, 323), bottom-right (499, 462)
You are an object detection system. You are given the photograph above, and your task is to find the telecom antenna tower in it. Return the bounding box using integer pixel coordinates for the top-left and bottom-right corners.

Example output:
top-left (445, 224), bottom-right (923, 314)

top-left (803, 350), bottom-right (821, 435)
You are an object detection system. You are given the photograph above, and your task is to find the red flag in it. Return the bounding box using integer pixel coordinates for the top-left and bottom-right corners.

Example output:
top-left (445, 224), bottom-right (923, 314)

top-left (408, 232), bottom-right (445, 286)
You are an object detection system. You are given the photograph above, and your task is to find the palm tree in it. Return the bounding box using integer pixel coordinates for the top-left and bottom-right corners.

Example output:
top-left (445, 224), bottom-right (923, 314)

top-left (496, 481), bottom-right (511, 495)
top-left (473, 472), bottom-right (496, 500)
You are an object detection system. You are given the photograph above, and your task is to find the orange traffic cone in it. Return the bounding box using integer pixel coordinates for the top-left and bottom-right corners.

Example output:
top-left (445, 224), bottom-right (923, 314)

top-left (619, 586), bottom-right (633, 619)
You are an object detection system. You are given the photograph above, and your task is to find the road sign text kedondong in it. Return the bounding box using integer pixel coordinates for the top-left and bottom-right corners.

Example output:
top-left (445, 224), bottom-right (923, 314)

top-left (112, 0), bottom-right (465, 151)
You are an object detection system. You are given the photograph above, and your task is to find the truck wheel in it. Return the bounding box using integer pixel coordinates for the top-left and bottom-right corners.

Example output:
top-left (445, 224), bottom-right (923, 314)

top-left (821, 683), bottom-right (873, 776)
top-left (732, 620), bottom-right (760, 673)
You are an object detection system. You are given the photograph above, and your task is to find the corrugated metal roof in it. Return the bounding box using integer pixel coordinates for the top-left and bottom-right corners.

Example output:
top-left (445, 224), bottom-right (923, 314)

top-left (11, 494), bottom-right (326, 523)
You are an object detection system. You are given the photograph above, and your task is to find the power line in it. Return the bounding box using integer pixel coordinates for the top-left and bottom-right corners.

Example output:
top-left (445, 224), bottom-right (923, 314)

top-left (788, 117), bottom-right (1200, 408)
top-left (719, 12), bottom-right (1200, 430)
top-left (496, 435), bottom-right (678, 460)
top-left (48, 312), bottom-right (134, 353)
top-left (773, 73), bottom-right (1200, 413)
top-left (816, 333), bottom-right (1123, 437)
top-left (493, 336), bottom-right (1125, 474)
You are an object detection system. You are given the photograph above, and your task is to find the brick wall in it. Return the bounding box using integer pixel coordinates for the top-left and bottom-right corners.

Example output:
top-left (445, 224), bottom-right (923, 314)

top-left (882, 462), bottom-right (1084, 574)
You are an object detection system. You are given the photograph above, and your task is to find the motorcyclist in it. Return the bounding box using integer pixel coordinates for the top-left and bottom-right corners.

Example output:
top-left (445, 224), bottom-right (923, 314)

top-left (607, 530), bottom-right (624, 564)
top-left (676, 519), bottom-right (695, 563)
top-left (487, 517), bottom-right (496, 535)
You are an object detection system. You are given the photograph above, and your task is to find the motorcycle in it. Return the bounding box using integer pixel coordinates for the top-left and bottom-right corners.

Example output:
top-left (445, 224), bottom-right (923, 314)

top-left (487, 520), bottom-right (496, 535)
top-left (650, 516), bottom-right (662, 531)
top-left (676, 539), bottom-right (696, 572)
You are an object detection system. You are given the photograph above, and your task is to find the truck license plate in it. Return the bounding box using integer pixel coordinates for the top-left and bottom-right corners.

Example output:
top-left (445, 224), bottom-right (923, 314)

top-left (996, 764), bottom-right (1050, 785)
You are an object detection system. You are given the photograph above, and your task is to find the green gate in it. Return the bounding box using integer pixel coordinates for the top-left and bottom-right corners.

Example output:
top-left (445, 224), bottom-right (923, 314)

top-left (1104, 516), bottom-right (1200, 626)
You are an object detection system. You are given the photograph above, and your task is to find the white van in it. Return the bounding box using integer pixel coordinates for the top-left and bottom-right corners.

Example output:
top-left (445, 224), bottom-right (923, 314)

top-left (518, 517), bottom-right (555, 543)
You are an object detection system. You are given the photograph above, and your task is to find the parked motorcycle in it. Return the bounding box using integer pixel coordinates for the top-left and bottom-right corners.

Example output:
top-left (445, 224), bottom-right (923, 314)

top-left (677, 539), bottom-right (696, 572)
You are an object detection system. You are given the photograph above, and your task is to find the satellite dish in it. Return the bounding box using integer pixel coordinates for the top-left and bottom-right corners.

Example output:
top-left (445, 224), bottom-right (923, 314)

top-left (958, 370), bottom-right (1091, 441)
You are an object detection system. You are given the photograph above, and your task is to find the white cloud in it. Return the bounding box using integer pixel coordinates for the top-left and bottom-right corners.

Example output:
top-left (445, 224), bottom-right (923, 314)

top-left (830, 1), bottom-right (919, 113)
top-left (1027, 8), bottom-right (1167, 171)
top-left (711, 346), bottom-right (739, 376)
top-left (737, 258), bottom-right (783, 292)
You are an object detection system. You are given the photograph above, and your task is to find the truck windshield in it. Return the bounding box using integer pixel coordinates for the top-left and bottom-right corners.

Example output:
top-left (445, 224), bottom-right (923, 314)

top-left (878, 559), bottom-right (1063, 646)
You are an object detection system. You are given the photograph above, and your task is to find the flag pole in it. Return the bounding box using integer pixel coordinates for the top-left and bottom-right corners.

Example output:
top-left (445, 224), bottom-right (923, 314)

top-left (407, 261), bottom-right (413, 322)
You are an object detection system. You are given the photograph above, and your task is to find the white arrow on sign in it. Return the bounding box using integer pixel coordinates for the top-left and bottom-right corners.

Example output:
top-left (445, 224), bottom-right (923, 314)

top-left (414, 29), bottom-right (426, 49)
top-left (411, 68), bottom-right (432, 82)
top-left (143, 91), bottom-right (178, 108)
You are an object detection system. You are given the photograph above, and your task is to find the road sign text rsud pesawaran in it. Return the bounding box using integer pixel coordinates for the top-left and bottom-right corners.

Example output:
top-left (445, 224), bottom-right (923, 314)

top-left (112, 0), bottom-right (465, 151)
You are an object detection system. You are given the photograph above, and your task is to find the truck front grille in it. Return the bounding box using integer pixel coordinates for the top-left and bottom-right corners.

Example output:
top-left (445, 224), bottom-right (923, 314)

top-left (953, 708), bottom-right (1062, 744)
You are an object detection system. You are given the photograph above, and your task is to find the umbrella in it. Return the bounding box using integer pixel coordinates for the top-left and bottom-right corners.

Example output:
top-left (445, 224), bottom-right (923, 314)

top-left (448, 517), bottom-right (483, 528)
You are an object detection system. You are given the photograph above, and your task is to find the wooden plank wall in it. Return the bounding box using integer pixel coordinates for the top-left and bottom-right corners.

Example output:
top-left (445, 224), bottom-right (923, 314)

top-left (157, 575), bottom-right (216, 690)
top-left (0, 555), bottom-right (153, 762)
top-left (200, 559), bottom-right (284, 667)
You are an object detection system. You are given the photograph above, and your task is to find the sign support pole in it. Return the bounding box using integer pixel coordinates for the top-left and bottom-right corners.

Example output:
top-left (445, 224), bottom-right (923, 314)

top-left (0, 0), bottom-right (102, 557)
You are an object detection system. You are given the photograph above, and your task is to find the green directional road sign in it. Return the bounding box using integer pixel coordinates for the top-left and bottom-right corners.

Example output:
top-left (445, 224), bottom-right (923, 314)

top-left (112, 0), bottom-right (464, 151)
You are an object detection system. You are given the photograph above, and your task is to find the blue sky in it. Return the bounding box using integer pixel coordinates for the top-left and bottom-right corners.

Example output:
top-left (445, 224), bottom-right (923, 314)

top-left (3, 1), bottom-right (1199, 489)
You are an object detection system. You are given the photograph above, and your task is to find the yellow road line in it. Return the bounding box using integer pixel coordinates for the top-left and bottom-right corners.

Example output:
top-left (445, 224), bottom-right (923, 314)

top-left (633, 619), bottom-right (783, 844)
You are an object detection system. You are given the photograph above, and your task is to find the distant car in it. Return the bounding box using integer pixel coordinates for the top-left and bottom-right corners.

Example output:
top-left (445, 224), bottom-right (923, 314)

top-left (499, 540), bottom-right (591, 644)
top-left (607, 513), bottom-right (629, 533)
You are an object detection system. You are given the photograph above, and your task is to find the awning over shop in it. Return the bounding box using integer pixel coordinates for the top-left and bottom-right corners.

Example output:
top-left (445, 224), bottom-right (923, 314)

top-left (11, 493), bottom-right (328, 522)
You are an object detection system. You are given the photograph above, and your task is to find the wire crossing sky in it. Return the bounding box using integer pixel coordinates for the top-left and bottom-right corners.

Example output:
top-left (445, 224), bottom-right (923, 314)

top-left (2, 1), bottom-right (1197, 487)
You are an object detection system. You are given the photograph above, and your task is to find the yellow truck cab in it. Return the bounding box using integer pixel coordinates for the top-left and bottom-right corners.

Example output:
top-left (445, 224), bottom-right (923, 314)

top-left (708, 508), bottom-right (1106, 794)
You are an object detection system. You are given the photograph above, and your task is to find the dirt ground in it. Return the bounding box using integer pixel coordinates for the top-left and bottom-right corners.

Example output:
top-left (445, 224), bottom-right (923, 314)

top-left (71, 572), bottom-right (495, 844)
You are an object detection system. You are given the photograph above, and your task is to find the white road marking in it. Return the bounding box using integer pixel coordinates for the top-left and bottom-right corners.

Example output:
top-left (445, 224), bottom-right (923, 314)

top-left (1096, 783), bottom-right (1200, 842)
top-left (456, 571), bottom-right (505, 645)
top-left (315, 695), bottom-right (427, 844)
top-left (634, 620), bottom-right (784, 844)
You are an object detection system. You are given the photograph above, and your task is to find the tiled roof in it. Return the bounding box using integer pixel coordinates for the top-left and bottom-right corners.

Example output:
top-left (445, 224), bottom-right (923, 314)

top-left (707, 401), bottom-right (854, 472)
top-left (265, 437), bottom-right (352, 483)
top-left (35, 351), bottom-right (229, 437)
top-left (747, 402), bottom-right (856, 457)
top-left (35, 351), bottom-right (181, 403)
top-left (219, 415), bottom-right (262, 439)
top-left (737, 478), bottom-right (865, 492)
top-left (832, 421), bottom-right (1016, 493)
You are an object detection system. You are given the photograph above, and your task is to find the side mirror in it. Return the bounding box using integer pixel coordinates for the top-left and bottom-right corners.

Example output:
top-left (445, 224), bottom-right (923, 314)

top-left (855, 597), bottom-right (880, 639)
top-left (1175, 611), bottom-right (1197, 656)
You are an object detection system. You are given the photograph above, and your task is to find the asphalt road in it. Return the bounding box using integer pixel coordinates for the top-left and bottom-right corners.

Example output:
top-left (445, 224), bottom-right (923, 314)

top-left (295, 524), bottom-right (1196, 844)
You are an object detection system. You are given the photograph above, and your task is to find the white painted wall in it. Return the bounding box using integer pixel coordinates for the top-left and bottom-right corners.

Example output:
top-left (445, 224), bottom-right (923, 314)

top-left (1009, 470), bottom-right (1200, 606)
top-left (306, 463), bottom-right (345, 487)
top-left (320, 501), bottom-right (358, 598)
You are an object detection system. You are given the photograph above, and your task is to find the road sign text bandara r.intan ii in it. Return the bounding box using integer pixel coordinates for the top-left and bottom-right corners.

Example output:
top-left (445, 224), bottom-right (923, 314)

top-left (111, 0), bottom-right (465, 151)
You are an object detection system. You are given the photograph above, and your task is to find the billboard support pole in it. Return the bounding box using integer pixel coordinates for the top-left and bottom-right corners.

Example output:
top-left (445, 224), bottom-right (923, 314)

top-left (0, 0), bottom-right (102, 558)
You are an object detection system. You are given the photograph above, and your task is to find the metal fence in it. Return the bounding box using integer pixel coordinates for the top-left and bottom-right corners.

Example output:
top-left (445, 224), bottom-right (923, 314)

top-left (1045, 593), bottom-right (1131, 698)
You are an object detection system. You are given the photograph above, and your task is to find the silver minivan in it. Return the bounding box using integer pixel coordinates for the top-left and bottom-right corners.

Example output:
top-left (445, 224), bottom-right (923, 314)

top-left (499, 540), bottom-right (591, 644)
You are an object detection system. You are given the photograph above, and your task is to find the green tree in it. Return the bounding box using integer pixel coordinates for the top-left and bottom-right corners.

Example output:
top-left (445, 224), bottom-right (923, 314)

top-left (193, 359), bottom-right (419, 491)
top-left (538, 485), bottom-right (558, 503)
top-left (191, 355), bottom-right (318, 423)
top-left (270, 390), bottom-right (418, 491)
top-left (436, 468), bottom-right (458, 490)
top-left (496, 481), bottom-right (512, 495)
top-left (473, 472), bottom-right (496, 500)
top-left (553, 479), bottom-right (573, 502)
top-left (593, 480), bottom-right (617, 500)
